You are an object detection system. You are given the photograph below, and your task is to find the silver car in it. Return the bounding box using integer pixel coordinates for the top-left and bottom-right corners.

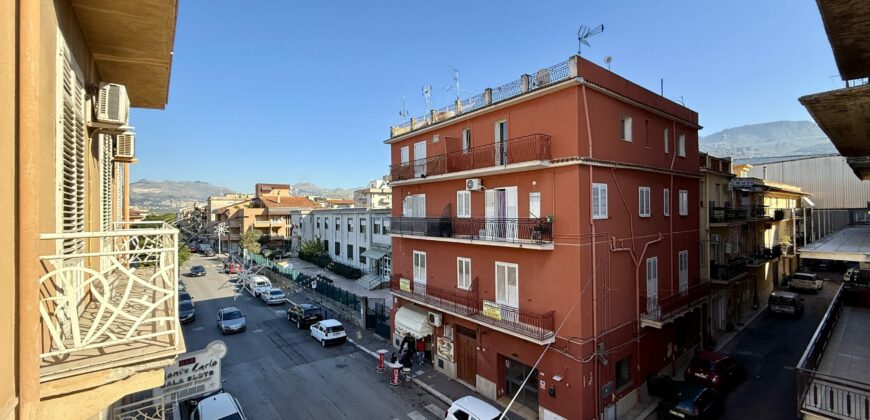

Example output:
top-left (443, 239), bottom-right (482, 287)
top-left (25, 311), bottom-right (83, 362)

top-left (260, 287), bottom-right (286, 305)
top-left (217, 307), bottom-right (246, 334)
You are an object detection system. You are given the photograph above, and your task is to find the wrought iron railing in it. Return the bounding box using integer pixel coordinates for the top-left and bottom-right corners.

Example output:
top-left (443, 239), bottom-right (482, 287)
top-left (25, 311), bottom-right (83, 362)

top-left (641, 282), bottom-right (711, 323)
top-left (711, 258), bottom-right (747, 282)
top-left (37, 221), bottom-right (181, 378)
top-left (390, 133), bottom-right (551, 181)
top-left (390, 276), bottom-right (478, 317)
top-left (390, 216), bottom-right (553, 245)
top-left (460, 93), bottom-right (486, 113)
top-left (745, 205), bottom-right (771, 219)
top-left (475, 300), bottom-right (555, 342)
top-left (709, 207), bottom-right (747, 223)
top-left (528, 60), bottom-right (571, 90)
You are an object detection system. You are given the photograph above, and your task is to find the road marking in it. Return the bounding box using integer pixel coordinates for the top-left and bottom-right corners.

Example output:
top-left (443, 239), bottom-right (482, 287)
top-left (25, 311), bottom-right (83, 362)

top-left (274, 310), bottom-right (285, 316)
top-left (406, 411), bottom-right (427, 420)
top-left (252, 329), bottom-right (263, 333)
top-left (192, 326), bottom-right (204, 332)
top-left (425, 404), bottom-right (444, 418)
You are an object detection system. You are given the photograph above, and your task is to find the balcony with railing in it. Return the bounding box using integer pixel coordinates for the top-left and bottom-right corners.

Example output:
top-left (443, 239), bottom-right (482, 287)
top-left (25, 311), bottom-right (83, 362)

top-left (389, 133), bottom-right (551, 182)
top-left (640, 282), bottom-right (711, 328)
top-left (746, 205), bottom-right (772, 221)
top-left (390, 276), bottom-right (556, 343)
top-left (709, 207), bottom-right (747, 224)
top-left (797, 284), bottom-right (870, 420)
top-left (37, 221), bottom-right (183, 382)
top-left (710, 258), bottom-right (748, 283)
top-left (390, 216), bottom-right (553, 248)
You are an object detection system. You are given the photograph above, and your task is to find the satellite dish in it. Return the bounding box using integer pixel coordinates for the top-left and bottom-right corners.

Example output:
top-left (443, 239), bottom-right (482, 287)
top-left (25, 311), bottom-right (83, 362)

top-left (604, 55), bottom-right (613, 70)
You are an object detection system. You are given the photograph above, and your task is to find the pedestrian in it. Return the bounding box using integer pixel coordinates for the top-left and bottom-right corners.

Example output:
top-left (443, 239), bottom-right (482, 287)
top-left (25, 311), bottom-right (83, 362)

top-left (416, 336), bottom-right (425, 365)
top-left (400, 332), bottom-right (413, 353)
top-left (390, 352), bottom-right (397, 365)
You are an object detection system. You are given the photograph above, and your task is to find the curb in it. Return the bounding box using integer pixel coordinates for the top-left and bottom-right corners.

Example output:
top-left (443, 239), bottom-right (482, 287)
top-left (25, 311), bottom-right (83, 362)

top-left (714, 303), bottom-right (768, 352)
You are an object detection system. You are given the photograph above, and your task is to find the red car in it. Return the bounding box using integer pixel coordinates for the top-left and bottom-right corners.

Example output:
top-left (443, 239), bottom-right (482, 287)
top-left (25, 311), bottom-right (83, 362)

top-left (225, 262), bottom-right (242, 274)
top-left (685, 351), bottom-right (746, 392)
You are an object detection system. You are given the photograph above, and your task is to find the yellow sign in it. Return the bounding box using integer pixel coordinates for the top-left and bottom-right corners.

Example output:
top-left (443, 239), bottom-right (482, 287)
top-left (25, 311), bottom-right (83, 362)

top-left (483, 300), bottom-right (501, 320)
top-left (399, 278), bottom-right (411, 293)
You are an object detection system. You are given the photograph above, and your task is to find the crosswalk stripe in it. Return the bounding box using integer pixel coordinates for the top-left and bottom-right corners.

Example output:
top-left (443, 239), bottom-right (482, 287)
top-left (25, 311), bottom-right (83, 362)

top-left (425, 404), bottom-right (444, 418)
top-left (406, 411), bottom-right (427, 420)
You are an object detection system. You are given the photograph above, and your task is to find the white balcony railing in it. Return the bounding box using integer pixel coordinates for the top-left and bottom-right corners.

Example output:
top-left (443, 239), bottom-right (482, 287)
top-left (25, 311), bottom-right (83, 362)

top-left (37, 221), bottom-right (182, 380)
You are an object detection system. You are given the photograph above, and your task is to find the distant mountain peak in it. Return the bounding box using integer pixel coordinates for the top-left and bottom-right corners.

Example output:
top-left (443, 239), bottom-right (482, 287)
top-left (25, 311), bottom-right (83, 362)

top-left (700, 120), bottom-right (835, 159)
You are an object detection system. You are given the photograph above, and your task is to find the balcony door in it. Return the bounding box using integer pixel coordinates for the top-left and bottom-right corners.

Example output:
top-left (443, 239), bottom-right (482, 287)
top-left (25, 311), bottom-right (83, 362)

top-left (496, 262), bottom-right (519, 323)
top-left (646, 257), bottom-right (659, 314)
top-left (413, 250), bottom-right (427, 288)
top-left (414, 141), bottom-right (427, 177)
top-left (494, 120), bottom-right (508, 165)
top-left (484, 187), bottom-right (518, 240)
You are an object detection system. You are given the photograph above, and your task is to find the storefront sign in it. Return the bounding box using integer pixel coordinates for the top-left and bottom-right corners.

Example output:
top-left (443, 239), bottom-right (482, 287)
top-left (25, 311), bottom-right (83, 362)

top-left (483, 300), bottom-right (502, 321)
top-left (730, 178), bottom-right (758, 190)
top-left (437, 336), bottom-right (454, 363)
top-left (155, 340), bottom-right (227, 401)
top-left (399, 278), bottom-right (411, 293)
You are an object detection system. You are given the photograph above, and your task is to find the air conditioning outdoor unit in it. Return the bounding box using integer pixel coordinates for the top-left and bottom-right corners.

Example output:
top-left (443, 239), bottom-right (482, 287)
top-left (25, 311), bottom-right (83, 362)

top-left (427, 312), bottom-right (442, 327)
top-left (466, 178), bottom-right (483, 191)
top-left (114, 132), bottom-right (135, 161)
top-left (96, 82), bottom-right (130, 125)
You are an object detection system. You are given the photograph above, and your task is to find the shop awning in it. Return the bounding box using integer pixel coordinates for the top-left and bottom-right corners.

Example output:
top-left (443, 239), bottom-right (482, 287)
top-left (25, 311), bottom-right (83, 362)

top-left (394, 305), bottom-right (433, 339)
top-left (361, 247), bottom-right (389, 260)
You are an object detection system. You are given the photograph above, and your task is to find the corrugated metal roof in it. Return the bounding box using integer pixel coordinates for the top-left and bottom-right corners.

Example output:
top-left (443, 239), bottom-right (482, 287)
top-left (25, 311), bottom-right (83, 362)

top-left (743, 155), bottom-right (870, 208)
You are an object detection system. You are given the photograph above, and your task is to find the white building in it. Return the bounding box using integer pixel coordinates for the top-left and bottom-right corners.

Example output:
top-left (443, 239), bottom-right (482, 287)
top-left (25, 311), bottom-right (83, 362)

top-left (299, 208), bottom-right (392, 278)
top-left (354, 178), bottom-right (392, 209)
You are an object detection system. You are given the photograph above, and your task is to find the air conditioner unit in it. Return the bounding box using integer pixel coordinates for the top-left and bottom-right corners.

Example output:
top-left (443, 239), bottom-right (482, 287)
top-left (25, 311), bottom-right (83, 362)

top-left (114, 132), bottom-right (135, 161)
top-left (96, 82), bottom-right (130, 125)
top-left (427, 312), bottom-right (442, 327)
top-left (710, 234), bottom-right (720, 243)
top-left (466, 178), bottom-right (483, 191)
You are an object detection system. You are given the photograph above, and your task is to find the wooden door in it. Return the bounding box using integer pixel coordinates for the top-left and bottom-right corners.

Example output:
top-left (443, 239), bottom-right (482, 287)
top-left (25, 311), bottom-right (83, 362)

top-left (456, 326), bottom-right (476, 385)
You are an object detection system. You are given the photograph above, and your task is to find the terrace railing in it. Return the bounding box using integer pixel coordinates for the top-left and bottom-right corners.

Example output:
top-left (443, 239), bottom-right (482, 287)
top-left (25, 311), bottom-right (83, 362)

top-left (641, 282), bottom-right (711, 323)
top-left (390, 216), bottom-right (553, 245)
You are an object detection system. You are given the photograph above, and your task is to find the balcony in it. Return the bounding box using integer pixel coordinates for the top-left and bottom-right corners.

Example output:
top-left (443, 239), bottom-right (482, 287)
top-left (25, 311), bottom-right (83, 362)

top-left (640, 282), bottom-right (711, 329)
top-left (390, 276), bottom-right (555, 344)
top-left (746, 205), bottom-right (772, 221)
top-left (710, 258), bottom-right (748, 283)
top-left (37, 222), bottom-right (183, 382)
top-left (390, 217), bottom-right (553, 249)
top-left (389, 134), bottom-right (551, 183)
top-left (709, 207), bottom-right (747, 224)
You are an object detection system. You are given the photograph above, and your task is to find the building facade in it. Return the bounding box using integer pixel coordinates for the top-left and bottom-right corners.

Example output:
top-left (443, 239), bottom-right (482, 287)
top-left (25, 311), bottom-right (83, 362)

top-left (354, 178), bottom-right (393, 209)
top-left (2, 1), bottom-right (182, 418)
top-left (300, 208), bottom-right (392, 278)
top-left (386, 55), bottom-right (705, 419)
top-left (206, 193), bottom-right (254, 222)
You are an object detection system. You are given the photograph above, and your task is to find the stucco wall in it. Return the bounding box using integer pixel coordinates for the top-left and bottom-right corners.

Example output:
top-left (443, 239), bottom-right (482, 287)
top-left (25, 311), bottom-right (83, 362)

top-left (1, 0), bottom-right (17, 416)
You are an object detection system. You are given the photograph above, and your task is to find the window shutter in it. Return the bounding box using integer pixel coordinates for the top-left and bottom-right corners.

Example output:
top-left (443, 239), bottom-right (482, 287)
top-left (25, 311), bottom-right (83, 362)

top-left (100, 134), bottom-right (113, 231)
top-left (60, 46), bottom-right (86, 254)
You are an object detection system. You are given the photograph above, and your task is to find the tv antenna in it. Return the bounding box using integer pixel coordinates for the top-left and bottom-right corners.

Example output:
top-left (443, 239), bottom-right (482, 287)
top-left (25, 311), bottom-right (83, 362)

top-left (604, 55), bottom-right (613, 70)
top-left (398, 96), bottom-right (408, 120)
top-left (422, 85), bottom-right (433, 113)
top-left (577, 24), bottom-right (604, 56)
top-left (445, 68), bottom-right (468, 101)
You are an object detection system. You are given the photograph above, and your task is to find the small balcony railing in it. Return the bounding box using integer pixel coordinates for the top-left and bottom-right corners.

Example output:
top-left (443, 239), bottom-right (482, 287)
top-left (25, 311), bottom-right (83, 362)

top-left (390, 276), bottom-right (555, 342)
top-left (390, 217), bottom-right (553, 245)
top-left (711, 258), bottom-right (747, 282)
top-left (641, 282), bottom-right (711, 324)
top-left (745, 205), bottom-right (771, 220)
top-left (390, 134), bottom-right (551, 181)
top-left (37, 222), bottom-right (182, 381)
top-left (710, 207), bottom-right (747, 223)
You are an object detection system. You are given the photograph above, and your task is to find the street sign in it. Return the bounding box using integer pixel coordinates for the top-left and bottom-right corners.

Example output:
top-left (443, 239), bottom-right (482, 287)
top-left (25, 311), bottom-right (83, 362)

top-left (155, 340), bottom-right (227, 401)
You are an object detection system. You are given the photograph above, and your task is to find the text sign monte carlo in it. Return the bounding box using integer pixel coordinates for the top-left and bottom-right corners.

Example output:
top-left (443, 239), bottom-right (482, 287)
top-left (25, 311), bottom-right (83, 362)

top-left (483, 300), bottom-right (502, 321)
top-left (400, 278), bottom-right (411, 293)
top-left (155, 340), bottom-right (227, 401)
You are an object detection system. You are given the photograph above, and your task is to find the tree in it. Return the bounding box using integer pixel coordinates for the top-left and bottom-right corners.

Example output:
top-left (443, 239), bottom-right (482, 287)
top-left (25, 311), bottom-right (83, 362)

top-left (178, 244), bottom-right (191, 266)
top-left (299, 238), bottom-right (326, 256)
top-left (240, 229), bottom-right (262, 255)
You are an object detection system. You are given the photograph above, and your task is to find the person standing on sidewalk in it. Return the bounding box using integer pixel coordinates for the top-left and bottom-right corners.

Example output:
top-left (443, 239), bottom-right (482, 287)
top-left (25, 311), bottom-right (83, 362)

top-left (416, 336), bottom-right (425, 365)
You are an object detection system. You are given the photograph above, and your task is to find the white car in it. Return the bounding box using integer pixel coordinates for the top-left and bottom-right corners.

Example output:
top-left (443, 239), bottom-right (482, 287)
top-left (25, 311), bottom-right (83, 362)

top-left (191, 392), bottom-right (246, 420)
top-left (241, 274), bottom-right (271, 297)
top-left (309, 319), bottom-right (346, 347)
top-left (789, 272), bottom-right (823, 292)
top-left (260, 287), bottom-right (286, 305)
top-left (446, 396), bottom-right (503, 420)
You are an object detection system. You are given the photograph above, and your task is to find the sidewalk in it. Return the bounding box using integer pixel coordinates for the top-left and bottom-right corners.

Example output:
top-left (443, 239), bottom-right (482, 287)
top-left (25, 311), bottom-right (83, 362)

top-left (713, 302), bottom-right (768, 352)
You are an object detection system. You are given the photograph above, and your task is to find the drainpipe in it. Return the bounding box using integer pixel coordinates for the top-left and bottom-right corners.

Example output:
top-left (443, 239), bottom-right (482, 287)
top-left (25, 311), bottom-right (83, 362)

top-left (18, 0), bottom-right (42, 417)
top-left (580, 84), bottom-right (600, 418)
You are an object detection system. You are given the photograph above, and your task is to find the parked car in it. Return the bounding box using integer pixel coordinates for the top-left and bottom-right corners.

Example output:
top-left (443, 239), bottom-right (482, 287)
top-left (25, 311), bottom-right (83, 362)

top-left (657, 381), bottom-right (723, 420)
top-left (768, 290), bottom-right (805, 318)
top-left (188, 243), bottom-right (199, 253)
top-left (241, 274), bottom-right (272, 297)
top-left (260, 288), bottom-right (286, 305)
top-left (685, 351), bottom-right (746, 392)
top-left (179, 300), bottom-right (196, 324)
top-left (203, 249), bottom-right (215, 257)
top-left (190, 265), bottom-right (207, 277)
top-left (191, 392), bottom-right (246, 420)
top-left (789, 272), bottom-right (823, 292)
top-left (179, 291), bottom-right (194, 306)
top-left (217, 307), bottom-right (246, 334)
top-left (310, 319), bottom-right (346, 347)
top-left (845, 267), bottom-right (859, 282)
top-left (178, 281), bottom-right (187, 293)
top-left (225, 262), bottom-right (242, 274)
top-left (815, 259), bottom-right (834, 271)
top-left (446, 396), bottom-right (502, 420)
top-left (287, 303), bottom-right (323, 329)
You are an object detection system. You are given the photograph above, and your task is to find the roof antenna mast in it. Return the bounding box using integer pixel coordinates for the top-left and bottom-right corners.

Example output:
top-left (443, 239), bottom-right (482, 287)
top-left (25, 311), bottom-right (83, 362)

top-left (399, 96), bottom-right (408, 121)
top-left (577, 24), bottom-right (604, 56)
top-left (422, 85), bottom-right (433, 114)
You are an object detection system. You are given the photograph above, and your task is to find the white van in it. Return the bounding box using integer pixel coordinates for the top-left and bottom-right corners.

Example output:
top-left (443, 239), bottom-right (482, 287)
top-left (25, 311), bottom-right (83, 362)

top-left (192, 392), bottom-right (246, 420)
top-left (789, 272), bottom-right (823, 292)
top-left (240, 274), bottom-right (272, 297)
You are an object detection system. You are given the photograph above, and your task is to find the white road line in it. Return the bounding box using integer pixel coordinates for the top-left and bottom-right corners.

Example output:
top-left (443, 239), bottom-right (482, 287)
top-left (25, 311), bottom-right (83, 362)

top-left (192, 326), bottom-right (204, 332)
top-left (425, 404), bottom-right (444, 418)
top-left (252, 329), bottom-right (263, 333)
top-left (274, 310), bottom-right (285, 316)
top-left (406, 411), bottom-right (427, 420)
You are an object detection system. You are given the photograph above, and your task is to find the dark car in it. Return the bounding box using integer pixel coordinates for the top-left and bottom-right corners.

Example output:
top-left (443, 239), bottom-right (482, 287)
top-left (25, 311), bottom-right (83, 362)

top-left (657, 381), bottom-right (723, 420)
top-left (769, 290), bottom-right (805, 318)
top-left (287, 303), bottom-right (324, 329)
top-left (179, 300), bottom-right (196, 324)
top-left (190, 265), bottom-right (206, 277)
top-left (179, 291), bottom-right (193, 305)
top-left (685, 351), bottom-right (746, 392)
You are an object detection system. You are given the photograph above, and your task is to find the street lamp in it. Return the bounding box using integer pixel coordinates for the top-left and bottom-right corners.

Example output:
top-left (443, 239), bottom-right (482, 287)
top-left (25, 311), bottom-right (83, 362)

top-left (214, 222), bottom-right (228, 255)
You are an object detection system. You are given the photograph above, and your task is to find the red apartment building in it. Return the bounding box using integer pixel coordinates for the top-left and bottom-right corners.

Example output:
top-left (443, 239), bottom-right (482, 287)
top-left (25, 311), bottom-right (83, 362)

top-left (386, 56), bottom-right (706, 419)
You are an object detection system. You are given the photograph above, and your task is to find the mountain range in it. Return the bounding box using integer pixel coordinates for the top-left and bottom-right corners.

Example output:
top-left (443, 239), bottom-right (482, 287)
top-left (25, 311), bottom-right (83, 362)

top-left (699, 120), bottom-right (835, 159)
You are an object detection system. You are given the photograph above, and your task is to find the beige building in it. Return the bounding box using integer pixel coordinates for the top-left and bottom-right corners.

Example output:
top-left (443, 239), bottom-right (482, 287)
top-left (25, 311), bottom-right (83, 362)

top-left (206, 193), bottom-right (253, 222)
top-left (353, 178), bottom-right (392, 209)
top-left (2, 1), bottom-right (183, 419)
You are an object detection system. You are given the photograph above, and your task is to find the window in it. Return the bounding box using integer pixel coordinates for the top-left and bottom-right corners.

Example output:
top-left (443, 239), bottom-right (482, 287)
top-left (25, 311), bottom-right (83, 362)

top-left (679, 190), bottom-right (688, 216)
top-left (620, 116), bottom-right (633, 141)
top-left (403, 194), bottom-right (426, 217)
top-left (400, 146), bottom-right (410, 165)
top-left (413, 251), bottom-right (427, 284)
top-left (615, 356), bottom-right (632, 390)
top-left (347, 244), bottom-right (353, 260)
top-left (348, 217), bottom-right (353, 232)
top-left (663, 189), bottom-right (670, 216)
top-left (664, 128), bottom-right (670, 154)
top-left (374, 219), bottom-right (382, 234)
top-left (316, 217), bottom-right (321, 229)
top-left (639, 187), bottom-right (651, 217)
top-left (335, 216), bottom-right (340, 230)
top-left (335, 242), bottom-right (340, 256)
top-left (592, 183), bottom-right (608, 219)
top-left (58, 43), bottom-right (86, 254)
top-left (324, 240), bottom-right (329, 253)
top-left (495, 120), bottom-right (508, 165)
top-left (413, 141), bottom-right (427, 177)
top-left (462, 128), bottom-right (471, 152)
top-left (457, 257), bottom-right (472, 290)
top-left (677, 134), bottom-right (686, 157)
top-left (383, 219), bottom-right (391, 234)
top-left (360, 219), bottom-right (366, 234)
top-left (679, 250), bottom-right (689, 293)
top-left (325, 218), bottom-right (329, 229)
top-left (457, 191), bottom-right (471, 218)
top-left (646, 257), bottom-right (658, 310)
top-left (452, 410), bottom-right (470, 420)
top-left (495, 262), bottom-right (519, 307)
top-left (359, 247), bottom-right (367, 264)
top-left (529, 192), bottom-right (541, 218)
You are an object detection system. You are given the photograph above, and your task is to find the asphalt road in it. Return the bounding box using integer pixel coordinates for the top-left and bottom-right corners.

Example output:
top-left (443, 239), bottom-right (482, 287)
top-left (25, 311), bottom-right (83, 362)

top-left (180, 254), bottom-right (447, 420)
top-left (719, 270), bottom-right (839, 420)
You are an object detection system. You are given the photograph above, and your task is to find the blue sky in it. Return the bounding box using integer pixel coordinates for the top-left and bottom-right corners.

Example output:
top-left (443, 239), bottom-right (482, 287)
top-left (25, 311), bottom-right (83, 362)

top-left (131, 1), bottom-right (839, 193)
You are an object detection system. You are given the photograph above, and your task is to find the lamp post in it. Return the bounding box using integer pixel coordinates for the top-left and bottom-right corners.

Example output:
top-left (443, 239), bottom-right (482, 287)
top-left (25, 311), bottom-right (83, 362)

top-left (215, 222), bottom-right (228, 256)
